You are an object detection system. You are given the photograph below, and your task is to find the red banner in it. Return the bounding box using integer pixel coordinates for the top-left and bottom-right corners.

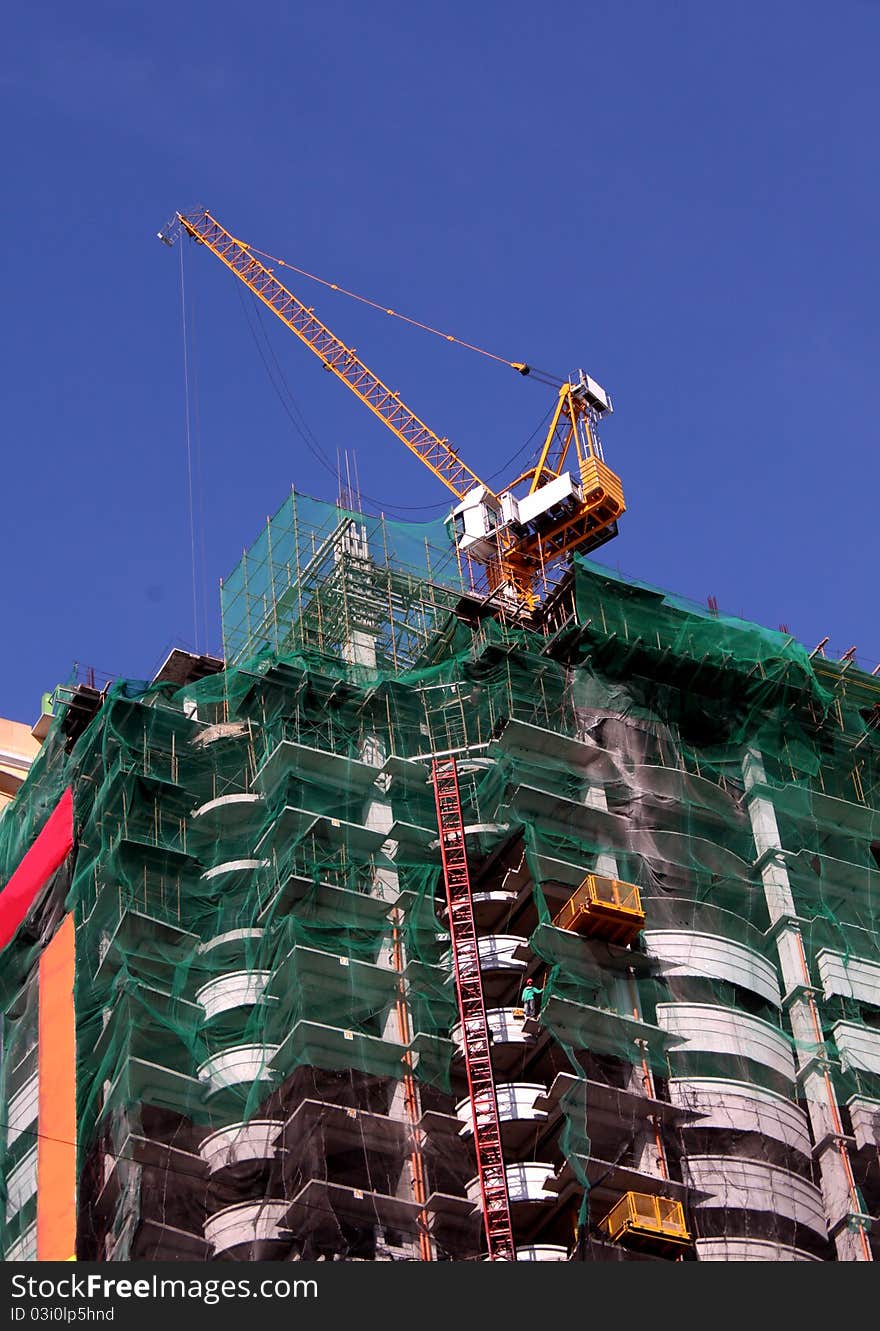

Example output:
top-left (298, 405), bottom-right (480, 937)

top-left (0, 787), bottom-right (74, 949)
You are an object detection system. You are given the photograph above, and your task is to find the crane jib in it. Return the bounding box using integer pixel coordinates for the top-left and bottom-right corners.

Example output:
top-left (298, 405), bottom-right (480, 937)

top-left (179, 210), bottom-right (485, 503)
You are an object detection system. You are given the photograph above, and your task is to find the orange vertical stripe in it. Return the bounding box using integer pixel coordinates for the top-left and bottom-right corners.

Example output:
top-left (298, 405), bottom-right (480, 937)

top-left (37, 913), bottom-right (77, 1261)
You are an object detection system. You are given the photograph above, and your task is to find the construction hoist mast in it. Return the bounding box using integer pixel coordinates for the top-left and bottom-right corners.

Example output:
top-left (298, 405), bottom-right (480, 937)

top-left (160, 208), bottom-right (625, 612)
top-left (432, 758), bottom-right (515, 1261)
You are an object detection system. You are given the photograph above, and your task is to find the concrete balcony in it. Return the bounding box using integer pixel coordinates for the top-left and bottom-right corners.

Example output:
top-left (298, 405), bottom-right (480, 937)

top-left (451, 1007), bottom-right (530, 1055)
top-left (273, 1020), bottom-right (407, 1082)
top-left (95, 909), bottom-right (199, 989)
top-left (539, 995), bottom-right (678, 1073)
top-left (847, 1095), bottom-right (880, 1151)
top-left (268, 946), bottom-right (397, 1042)
top-left (105, 1216), bottom-right (210, 1262)
top-left (442, 935), bottom-right (528, 1002)
top-left (695, 1237), bottom-right (819, 1261)
top-left (817, 949), bottom-right (880, 1006)
top-left (100, 1058), bottom-right (204, 1122)
top-left (685, 1156), bottom-right (827, 1239)
top-left (656, 1003), bottom-right (796, 1082)
top-left (92, 983), bottom-right (201, 1076)
top-left (198, 927), bottom-right (264, 959)
top-left (199, 1120), bottom-right (283, 1174)
top-left (283, 1180), bottom-right (424, 1246)
top-left (4, 1222), bottom-right (36, 1262)
top-left (466, 1161), bottom-right (556, 1207)
top-left (5, 1072), bottom-right (38, 1149)
top-left (833, 1021), bottom-right (880, 1077)
top-left (197, 1044), bottom-right (278, 1098)
top-left (645, 931), bottom-right (781, 1007)
top-left (669, 1077), bottom-right (811, 1155)
top-left (253, 739), bottom-right (380, 800)
top-left (456, 1083), bottom-right (547, 1140)
top-left (200, 858), bottom-right (268, 888)
top-left (5, 1146), bottom-right (37, 1217)
top-left (477, 935), bottom-right (528, 973)
top-left (609, 762), bottom-right (743, 826)
top-left (280, 1099), bottom-right (407, 1176)
top-left (195, 970), bottom-right (272, 1021)
top-left (190, 792), bottom-right (263, 833)
top-left (255, 805), bottom-right (387, 861)
top-left (204, 1200), bottom-right (289, 1259)
top-left (514, 1245), bottom-right (569, 1261)
top-left (468, 890), bottom-right (519, 932)
top-left (258, 871), bottom-right (396, 925)
top-left (94, 1134), bottom-right (206, 1232)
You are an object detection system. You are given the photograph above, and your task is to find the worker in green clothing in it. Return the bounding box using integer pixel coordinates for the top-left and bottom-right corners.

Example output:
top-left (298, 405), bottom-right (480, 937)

top-left (521, 978), bottom-right (543, 1021)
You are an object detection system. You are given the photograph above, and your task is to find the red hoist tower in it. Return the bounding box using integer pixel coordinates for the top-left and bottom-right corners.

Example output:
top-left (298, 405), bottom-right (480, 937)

top-left (432, 758), bottom-right (515, 1261)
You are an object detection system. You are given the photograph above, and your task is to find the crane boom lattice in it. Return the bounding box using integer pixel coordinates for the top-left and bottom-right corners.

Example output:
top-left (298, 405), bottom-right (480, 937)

top-left (173, 210), bottom-right (484, 501)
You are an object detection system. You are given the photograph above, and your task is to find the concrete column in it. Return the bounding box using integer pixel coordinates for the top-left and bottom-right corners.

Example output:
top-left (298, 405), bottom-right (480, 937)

top-left (584, 785), bottom-right (662, 1177)
top-left (584, 784), bottom-right (618, 878)
top-left (743, 748), bottom-right (871, 1261)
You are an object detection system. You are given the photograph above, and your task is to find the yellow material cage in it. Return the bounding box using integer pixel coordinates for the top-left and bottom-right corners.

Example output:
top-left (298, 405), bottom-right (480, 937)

top-left (600, 1192), bottom-right (691, 1252)
top-left (552, 873), bottom-right (645, 945)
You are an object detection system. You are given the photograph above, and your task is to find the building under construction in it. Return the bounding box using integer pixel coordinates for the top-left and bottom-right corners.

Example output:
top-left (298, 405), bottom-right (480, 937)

top-left (2, 487), bottom-right (880, 1263)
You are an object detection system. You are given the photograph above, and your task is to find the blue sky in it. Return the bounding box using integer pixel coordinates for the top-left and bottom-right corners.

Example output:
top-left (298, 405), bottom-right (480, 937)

top-left (2, 1), bottom-right (878, 721)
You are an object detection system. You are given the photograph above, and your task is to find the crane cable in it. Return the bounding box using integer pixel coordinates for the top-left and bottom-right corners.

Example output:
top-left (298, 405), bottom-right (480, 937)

top-left (235, 235), bottom-right (564, 387)
top-left (179, 241), bottom-right (202, 652)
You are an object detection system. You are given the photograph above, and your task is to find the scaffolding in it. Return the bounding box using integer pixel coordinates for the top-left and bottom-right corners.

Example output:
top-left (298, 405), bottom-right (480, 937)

top-left (1, 497), bottom-right (880, 1261)
top-left (220, 489), bottom-right (466, 672)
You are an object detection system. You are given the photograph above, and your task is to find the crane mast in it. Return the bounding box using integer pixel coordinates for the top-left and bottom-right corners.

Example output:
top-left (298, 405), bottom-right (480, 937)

top-left (161, 208), bottom-right (625, 611)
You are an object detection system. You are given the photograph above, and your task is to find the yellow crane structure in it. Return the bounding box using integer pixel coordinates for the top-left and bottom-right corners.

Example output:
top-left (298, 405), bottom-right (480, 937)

top-left (160, 208), bottom-right (625, 612)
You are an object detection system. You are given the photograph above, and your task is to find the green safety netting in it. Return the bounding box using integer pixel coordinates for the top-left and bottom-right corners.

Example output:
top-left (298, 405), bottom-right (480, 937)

top-left (1, 499), bottom-right (878, 1260)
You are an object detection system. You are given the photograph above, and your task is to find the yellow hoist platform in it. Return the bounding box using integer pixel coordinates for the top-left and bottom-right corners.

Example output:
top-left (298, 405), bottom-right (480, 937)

top-left (552, 873), bottom-right (645, 945)
top-left (600, 1192), bottom-right (691, 1255)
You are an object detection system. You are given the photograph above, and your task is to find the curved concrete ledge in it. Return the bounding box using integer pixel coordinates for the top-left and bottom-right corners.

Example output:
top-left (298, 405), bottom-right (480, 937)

top-left (685, 1155), bottom-right (827, 1238)
top-left (657, 1003), bottom-right (795, 1081)
top-left (201, 858), bottom-right (267, 883)
top-left (193, 722), bottom-right (249, 748)
top-left (477, 935), bottom-right (528, 972)
top-left (195, 970), bottom-right (272, 1020)
top-left (456, 1083), bottom-right (547, 1133)
top-left (452, 1008), bottom-right (529, 1050)
top-left (199, 1120), bottom-right (283, 1174)
top-left (847, 1095), bottom-right (880, 1152)
top-left (6, 1072), bottom-right (38, 1149)
top-left (515, 1245), bottom-right (569, 1261)
top-left (669, 1077), bottom-right (811, 1155)
top-left (696, 1237), bottom-right (819, 1261)
top-left (204, 1200), bottom-right (288, 1255)
top-left (467, 1161), bottom-right (555, 1206)
top-left (833, 1021), bottom-right (880, 1076)
top-left (199, 928), bottom-right (264, 956)
top-left (192, 792), bottom-right (263, 822)
top-left (817, 949), bottom-right (880, 1005)
top-left (197, 1044), bottom-right (278, 1096)
top-left (4, 1222), bottom-right (37, 1262)
top-left (645, 931), bottom-right (781, 1006)
top-left (6, 1146), bottom-right (37, 1216)
top-left (619, 763), bottom-right (742, 821)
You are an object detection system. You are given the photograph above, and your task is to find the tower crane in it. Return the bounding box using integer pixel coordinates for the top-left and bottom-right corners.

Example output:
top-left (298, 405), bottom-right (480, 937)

top-left (159, 209), bottom-right (625, 613)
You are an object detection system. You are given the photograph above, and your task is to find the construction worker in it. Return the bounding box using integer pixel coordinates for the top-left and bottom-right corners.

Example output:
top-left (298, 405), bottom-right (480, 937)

top-left (521, 977), bottom-right (543, 1021)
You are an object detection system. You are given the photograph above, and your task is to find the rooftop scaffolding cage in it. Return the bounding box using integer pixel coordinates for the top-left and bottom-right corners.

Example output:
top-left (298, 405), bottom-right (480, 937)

top-left (220, 490), bottom-right (467, 672)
